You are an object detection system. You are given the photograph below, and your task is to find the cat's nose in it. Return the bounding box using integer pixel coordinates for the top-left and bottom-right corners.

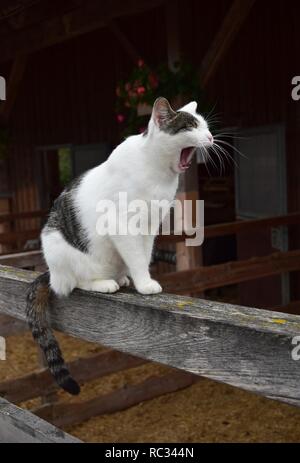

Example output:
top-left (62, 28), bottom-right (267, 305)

top-left (207, 134), bottom-right (214, 144)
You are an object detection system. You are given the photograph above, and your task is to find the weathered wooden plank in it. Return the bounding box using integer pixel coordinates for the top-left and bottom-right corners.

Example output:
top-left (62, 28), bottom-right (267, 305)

top-left (0, 396), bottom-right (80, 443)
top-left (158, 250), bottom-right (300, 294)
top-left (0, 250), bottom-right (44, 269)
top-left (200, 0), bottom-right (257, 87)
top-left (1, 265), bottom-right (300, 407)
top-left (34, 370), bottom-right (197, 428)
top-left (0, 350), bottom-right (146, 403)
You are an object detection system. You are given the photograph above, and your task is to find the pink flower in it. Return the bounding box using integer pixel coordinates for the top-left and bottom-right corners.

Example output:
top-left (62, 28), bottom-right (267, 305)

top-left (138, 59), bottom-right (145, 68)
top-left (116, 114), bottom-right (125, 123)
top-left (125, 82), bottom-right (131, 91)
top-left (139, 126), bottom-right (147, 133)
top-left (149, 73), bottom-right (159, 89)
top-left (137, 86), bottom-right (146, 95)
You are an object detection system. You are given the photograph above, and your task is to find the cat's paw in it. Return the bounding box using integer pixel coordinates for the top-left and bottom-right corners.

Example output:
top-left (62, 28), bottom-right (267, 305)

top-left (118, 276), bottom-right (130, 287)
top-left (136, 279), bottom-right (162, 295)
top-left (90, 279), bottom-right (120, 293)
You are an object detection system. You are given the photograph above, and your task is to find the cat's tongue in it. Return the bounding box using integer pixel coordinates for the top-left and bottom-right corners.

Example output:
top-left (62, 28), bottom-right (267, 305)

top-left (179, 147), bottom-right (195, 171)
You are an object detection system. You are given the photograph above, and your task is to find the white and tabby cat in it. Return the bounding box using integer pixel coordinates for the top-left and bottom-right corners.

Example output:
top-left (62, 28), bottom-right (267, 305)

top-left (26, 97), bottom-right (213, 394)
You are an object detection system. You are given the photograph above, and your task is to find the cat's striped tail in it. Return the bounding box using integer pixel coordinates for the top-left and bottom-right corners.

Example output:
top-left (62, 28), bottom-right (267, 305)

top-left (26, 272), bottom-right (80, 395)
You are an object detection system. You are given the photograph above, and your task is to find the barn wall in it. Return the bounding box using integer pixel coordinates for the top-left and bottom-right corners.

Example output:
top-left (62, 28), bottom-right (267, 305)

top-left (2, 6), bottom-right (168, 216)
top-left (1, 1), bottom-right (300, 298)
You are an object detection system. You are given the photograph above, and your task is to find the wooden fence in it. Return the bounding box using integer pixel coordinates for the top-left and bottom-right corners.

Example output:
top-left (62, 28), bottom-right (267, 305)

top-left (156, 212), bottom-right (300, 306)
top-left (0, 264), bottom-right (300, 442)
top-left (0, 210), bottom-right (46, 253)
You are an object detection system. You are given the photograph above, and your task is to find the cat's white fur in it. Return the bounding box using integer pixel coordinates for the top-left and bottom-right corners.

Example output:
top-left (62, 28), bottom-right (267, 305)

top-left (42, 98), bottom-right (213, 296)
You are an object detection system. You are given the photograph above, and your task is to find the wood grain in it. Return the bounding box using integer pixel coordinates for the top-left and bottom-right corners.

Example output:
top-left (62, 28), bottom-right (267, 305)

top-left (0, 396), bottom-right (80, 443)
top-left (0, 265), bottom-right (300, 407)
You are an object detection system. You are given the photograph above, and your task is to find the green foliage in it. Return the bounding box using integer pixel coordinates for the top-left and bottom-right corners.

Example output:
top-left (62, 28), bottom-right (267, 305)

top-left (115, 61), bottom-right (207, 137)
top-left (58, 147), bottom-right (72, 186)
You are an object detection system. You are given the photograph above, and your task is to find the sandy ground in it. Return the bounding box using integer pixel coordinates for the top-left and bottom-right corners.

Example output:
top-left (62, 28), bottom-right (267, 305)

top-left (1, 330), bottom-right (300, 443)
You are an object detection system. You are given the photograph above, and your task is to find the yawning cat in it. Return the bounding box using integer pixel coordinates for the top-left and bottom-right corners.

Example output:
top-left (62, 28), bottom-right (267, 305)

top-left (26, 97), bottom-right (213, 394)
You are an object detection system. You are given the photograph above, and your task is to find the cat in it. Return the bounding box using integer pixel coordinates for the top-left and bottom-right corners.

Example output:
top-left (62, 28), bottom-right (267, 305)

top-left (26, 97), bottom-right (214, 394)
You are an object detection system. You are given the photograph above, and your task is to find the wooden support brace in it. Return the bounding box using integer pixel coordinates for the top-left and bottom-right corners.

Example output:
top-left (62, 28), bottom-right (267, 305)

top-left (108, 20), bottom-right (141, 64)
top-left (0, 350), bottom-right (147, 404)
top-left (200, 0), bottom-right (257, 87)
top-left (34, 370), bottom-right (198, 428)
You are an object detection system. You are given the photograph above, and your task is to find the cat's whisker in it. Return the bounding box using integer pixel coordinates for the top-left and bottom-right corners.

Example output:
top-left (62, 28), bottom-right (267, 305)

top-left (210, 144), bottom-right (225, 175)
top-left (213, 142), bottom-right (239, 170)
top-left (214, 139), bottom-right (248, 160)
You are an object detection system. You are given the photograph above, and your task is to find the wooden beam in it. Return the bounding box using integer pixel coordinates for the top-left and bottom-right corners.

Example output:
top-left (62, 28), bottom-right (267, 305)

top-left (200, 0), bottom-right (256, 87)
top-left (1, 266), bottom-right (300, 407)
top-left (0, 0), bottom-right (164, 64)
top-left (108, 20), bottom-right (141, 64)
top-left (0, 250), bottom-right (43, 268)
top-left (0, 53), bottom-right (27, 123)
top-left (34, 370), bottom-right (197, 427)
top-left (0, 229), bottom-right (40, 245)
top-left (158, 250), bottom-right (300, 294)
top-left (0, 313), bottom-right (27, 337)
top-left (0, 396), bottom-right (80, 443)
top-left (0, 350), bottom-right (146, 403)
top-left (158, 212), bottom-right (300, 244)
top-left (0, 210), bottom-right (47, 223)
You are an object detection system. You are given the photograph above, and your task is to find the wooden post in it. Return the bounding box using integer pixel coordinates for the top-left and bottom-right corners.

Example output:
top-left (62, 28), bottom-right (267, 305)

top-left (166, 1), bottom-right (202, 274)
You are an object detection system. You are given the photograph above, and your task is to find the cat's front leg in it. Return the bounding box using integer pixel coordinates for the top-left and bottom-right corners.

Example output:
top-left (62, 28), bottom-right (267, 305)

top-left (110, 235), bottom-right (162, 295)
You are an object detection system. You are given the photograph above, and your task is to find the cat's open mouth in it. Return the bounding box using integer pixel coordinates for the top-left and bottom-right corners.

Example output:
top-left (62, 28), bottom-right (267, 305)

top-left (179, 147), bottom-right (196, 172)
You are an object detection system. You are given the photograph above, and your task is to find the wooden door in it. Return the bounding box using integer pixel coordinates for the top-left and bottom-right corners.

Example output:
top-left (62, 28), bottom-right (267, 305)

top-left (235, 125), bottom-right (289, 308)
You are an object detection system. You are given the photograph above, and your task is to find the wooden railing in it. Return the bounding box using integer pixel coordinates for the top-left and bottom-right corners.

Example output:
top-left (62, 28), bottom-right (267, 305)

top-left (0, 265), bottom-right (300, 442)
top-left (155, 212), bottom-right (300, 301)
top-left (158, 212), bottom-right (300, 243)
top-left (0, 210), bottom-right (47, 252)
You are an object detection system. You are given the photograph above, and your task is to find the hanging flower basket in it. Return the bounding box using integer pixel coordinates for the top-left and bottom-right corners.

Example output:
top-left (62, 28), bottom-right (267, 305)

top-left (115, 60), bottom-right (207, 138)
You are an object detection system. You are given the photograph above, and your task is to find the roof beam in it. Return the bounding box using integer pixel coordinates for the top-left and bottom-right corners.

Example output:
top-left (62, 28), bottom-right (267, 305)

top-left (0, 0), bottom-right (164, 64)
top-left (200, 0), bottom-right (256, 87)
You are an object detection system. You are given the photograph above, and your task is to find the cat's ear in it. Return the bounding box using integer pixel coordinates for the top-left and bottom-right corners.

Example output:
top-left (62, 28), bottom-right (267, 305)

top-left (179, 101), bottom-right (198, 114)
top-left (152, 97), bottom-right (176, 128)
